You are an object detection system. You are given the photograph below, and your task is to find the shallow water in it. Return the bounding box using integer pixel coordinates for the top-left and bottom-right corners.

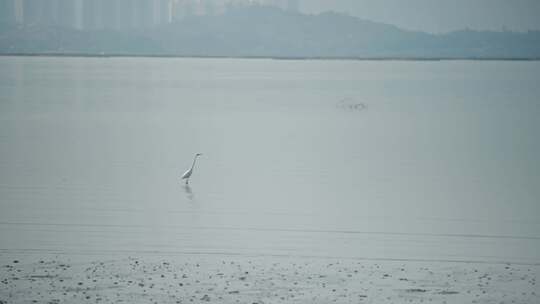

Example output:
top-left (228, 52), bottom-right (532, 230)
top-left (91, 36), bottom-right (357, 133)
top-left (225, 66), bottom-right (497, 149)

top-left (0, 57), bottom-right (539, 264)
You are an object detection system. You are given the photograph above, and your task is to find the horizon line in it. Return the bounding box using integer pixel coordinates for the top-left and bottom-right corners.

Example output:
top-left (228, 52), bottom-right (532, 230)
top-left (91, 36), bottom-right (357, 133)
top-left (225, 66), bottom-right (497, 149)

top-left (1, 53), bottom-right (539, 61)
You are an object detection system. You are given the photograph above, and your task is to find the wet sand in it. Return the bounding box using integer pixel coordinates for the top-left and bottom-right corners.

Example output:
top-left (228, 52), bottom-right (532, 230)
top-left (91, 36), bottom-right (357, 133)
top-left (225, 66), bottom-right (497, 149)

top-left (1, 253), bottom-right (537, 304)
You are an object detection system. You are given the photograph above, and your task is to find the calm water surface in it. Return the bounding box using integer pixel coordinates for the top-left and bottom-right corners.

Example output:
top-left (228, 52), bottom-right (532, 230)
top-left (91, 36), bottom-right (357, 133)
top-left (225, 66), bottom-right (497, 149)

top-left (0, 57), bottom-right (539, 264)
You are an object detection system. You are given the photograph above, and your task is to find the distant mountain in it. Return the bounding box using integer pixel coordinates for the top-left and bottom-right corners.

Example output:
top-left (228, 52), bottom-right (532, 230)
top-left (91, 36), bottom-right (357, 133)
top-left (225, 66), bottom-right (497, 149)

top-left (1, 6), bottom-right (539, 58)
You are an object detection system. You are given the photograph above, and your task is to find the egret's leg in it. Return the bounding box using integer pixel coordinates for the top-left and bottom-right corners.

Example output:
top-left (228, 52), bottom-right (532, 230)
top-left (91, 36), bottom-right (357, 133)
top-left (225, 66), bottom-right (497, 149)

top-left (185, 179), bottom-right (189, 185)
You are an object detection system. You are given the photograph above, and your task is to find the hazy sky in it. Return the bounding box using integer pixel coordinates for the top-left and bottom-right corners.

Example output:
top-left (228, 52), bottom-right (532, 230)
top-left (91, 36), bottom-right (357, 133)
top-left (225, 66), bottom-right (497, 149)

top-left (300, 0), bottom-right (540, 33)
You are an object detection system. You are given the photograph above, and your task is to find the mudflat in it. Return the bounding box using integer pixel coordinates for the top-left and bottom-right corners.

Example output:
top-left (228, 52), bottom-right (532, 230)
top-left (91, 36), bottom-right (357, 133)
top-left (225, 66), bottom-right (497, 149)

top-left (1, 253), bottom-right (537, 303)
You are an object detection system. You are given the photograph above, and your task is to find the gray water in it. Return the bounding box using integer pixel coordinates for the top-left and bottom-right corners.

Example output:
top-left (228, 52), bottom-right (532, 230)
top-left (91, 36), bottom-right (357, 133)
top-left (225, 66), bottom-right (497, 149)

top-left (1, 57), bottom-right (539, 264)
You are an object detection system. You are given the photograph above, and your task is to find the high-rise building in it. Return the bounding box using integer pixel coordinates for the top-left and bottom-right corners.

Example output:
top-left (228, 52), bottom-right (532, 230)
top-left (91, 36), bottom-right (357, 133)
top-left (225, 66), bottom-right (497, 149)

top-left (0, 0), bottom-right (8, 23)
top-left (193, 0), bottom-right (204, 16)
top-left (3, 0), bottom-right (299, 30)
top-left (286, 0), bottom-right (298, 12)
top-left (58, 0), bottom-right (76, 28)
top-left (173, 0), bottom-right (205, 21)
top-left (39, 0), bottom-right (60, 25)
top-left (14, 0), bottom-right (79, 28)
top-left (22, 0), bottom-right (43, 25)
top-left (116, 0), bottom-right (134, 30)
top-left (157, 0), bottom-right (172, 25)
top-left (102, 0), bottom-right (118, 30)
top-left (135, 0), bottom-right (154, 28)
top-left (14, 0), bottom-right (23, 23)
top-left (73, 0), bottom-right (83, 29)
top-left (0, 0), bottom-right (16, 23)
top-left (150, 0), bottom-right (172, 26)
top-left (82, 0), bottom-right (98, 29)
top-left (212, 0), bottom-right (227, 15)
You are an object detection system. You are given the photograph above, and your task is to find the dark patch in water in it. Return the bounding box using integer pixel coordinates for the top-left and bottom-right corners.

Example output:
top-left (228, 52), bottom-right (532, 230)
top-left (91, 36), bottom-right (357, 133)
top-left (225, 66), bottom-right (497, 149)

top-left (438, 290), bottom-right (459, 295)
top-left (336, 98), bottom-right (368, 112)
top-left (29, 275), bottom-right (57, 279)
top-left (406, 288), bottom-right (427, 293)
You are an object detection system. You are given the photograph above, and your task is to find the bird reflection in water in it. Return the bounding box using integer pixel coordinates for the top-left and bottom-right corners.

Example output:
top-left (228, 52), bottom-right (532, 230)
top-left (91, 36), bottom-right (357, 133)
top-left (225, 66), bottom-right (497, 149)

top-left (183, 184), bottom-right (194, 201)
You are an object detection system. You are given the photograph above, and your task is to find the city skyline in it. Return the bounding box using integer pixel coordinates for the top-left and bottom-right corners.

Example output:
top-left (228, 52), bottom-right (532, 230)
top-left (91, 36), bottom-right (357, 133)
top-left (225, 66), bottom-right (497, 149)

top-left (2, 0), bottom-right (540, 33)
top-left (0, 0), bottom-right (300, 30)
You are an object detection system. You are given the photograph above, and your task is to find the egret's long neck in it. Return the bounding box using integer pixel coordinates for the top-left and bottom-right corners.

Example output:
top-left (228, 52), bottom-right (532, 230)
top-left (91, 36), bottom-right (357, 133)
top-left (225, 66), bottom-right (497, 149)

top-left (190, 156), bottom-right (199, 170)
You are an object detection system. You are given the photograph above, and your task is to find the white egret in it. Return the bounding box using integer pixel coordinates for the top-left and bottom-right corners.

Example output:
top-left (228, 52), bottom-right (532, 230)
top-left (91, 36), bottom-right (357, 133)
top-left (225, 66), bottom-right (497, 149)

top-left (182, 153), bottom-right (202, 185)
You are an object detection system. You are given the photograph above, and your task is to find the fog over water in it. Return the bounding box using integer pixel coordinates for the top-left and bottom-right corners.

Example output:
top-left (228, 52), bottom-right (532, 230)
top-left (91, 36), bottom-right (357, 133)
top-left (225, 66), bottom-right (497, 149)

top-left (0, 57), bottom-right (539, 264)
